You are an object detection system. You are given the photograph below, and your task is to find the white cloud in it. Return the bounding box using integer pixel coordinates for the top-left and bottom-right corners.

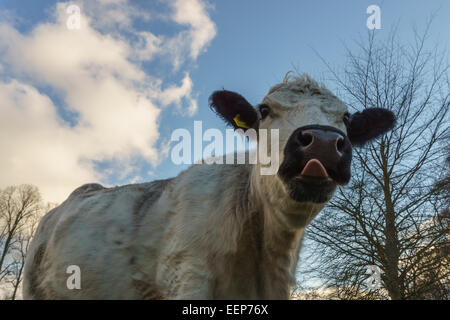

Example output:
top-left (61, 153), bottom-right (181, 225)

top-left (134, 31), bottom-right (163, 61)
top-left (171, 0), bottom-right (217, 59)
top-left (162, 0), bottom-right (217, 70)
top-left (82, 0), bottom-right (151, 31)
top-left (0, 0), bottom-right (216, 203)
top-left (0, 80), bottom-right (99, 202)
top-left (159, 73), bottom-right (198, 116)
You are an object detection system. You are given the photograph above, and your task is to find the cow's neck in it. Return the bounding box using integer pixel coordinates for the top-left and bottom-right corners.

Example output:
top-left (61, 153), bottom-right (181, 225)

top-left (247, 168), bottom-right (324, 299)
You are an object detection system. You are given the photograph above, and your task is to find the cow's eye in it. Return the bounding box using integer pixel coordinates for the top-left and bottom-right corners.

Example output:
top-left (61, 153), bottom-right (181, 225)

top-left (259, 104), bottom-right (271, 120)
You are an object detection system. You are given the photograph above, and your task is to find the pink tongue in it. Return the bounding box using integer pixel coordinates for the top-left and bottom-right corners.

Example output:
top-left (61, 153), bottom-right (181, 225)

top-left (301, 159), bottom-right (328, 178)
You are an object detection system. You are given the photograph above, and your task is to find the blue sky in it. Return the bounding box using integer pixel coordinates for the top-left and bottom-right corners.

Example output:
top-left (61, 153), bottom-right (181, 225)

top-left (0, 0), bottom-right (449, 203)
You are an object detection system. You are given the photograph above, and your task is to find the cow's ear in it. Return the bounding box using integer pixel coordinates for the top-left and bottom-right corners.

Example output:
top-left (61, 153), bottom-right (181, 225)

top-left (209, 90), bottom-right (258, 130)
top-left (347, 108), bottom-right (396, 146)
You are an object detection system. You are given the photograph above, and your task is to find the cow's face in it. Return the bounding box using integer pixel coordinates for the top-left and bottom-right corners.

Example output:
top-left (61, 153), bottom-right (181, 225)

top-left (210, 74), bottom-right (395, 205)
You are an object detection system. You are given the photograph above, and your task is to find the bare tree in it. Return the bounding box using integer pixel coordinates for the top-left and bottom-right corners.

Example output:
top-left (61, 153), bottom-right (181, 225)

top-left (6, 208), bottom-right (44, 300)
top-left (0, 185), bottom-right (47, 299)
top-left (414, 152), bottom-right (450, 299)
top-left (298, 24), bottom-right (450, 300)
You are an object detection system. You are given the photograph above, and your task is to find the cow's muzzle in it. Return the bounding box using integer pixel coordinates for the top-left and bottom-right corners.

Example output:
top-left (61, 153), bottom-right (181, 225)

top-left (278, 125), bottom-right (352, 203)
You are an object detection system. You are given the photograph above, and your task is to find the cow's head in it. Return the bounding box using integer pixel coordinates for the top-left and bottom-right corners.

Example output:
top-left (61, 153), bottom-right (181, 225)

top-left (210, 74), bottom-right (395, 211)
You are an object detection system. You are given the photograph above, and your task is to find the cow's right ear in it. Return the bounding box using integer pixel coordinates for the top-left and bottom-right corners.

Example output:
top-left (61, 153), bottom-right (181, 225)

top-left (209, 90), bottom-right (258, 130)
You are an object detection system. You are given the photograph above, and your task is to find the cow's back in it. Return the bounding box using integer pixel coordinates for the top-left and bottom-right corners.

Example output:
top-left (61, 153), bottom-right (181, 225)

top-left (23, 180), bottom-right (171, 299)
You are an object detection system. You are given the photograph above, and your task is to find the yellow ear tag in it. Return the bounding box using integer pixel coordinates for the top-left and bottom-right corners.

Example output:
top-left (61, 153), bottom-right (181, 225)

top-left (233, 114), bottom-right (251, 129)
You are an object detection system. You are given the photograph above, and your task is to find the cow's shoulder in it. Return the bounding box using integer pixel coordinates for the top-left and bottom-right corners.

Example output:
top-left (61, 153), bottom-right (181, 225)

top-left (68, 178), bottom-right (173, 198)
top-left (165, 160), bottom-right (253, 225)
top-left (132, 178), bottom-right (175, 220)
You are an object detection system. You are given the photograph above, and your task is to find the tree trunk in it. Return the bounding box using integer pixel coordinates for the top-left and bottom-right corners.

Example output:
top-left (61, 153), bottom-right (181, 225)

top-left (381, 141), bottom-right (403, 299)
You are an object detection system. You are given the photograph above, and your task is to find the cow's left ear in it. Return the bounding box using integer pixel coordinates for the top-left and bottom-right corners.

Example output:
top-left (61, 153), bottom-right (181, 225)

top-left (209, 90), bottom-right (258, 130)
top-left (347, 108), bottom-right (396, 146)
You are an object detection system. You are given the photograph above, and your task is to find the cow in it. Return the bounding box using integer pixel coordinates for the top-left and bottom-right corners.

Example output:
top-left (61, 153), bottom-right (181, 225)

top-left (23, 74), bottom-right (395, 299)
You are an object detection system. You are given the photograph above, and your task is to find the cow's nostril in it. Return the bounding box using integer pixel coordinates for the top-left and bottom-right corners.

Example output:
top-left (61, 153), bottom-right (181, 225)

top-left (336, 137), bottom-right (345, 154)
top-left (299, 132), bottom-right (314, 147)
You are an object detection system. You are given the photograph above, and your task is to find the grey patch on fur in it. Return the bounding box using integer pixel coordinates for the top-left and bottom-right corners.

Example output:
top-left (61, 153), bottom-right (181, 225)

top-left (69, 183), bottom-right (105, 198)
top-left (132, 276), bottom-right (165, 299)
top-left (26, 243), bottom-right (47, 299)
top-left (132, 178), bottom-right (174, 229)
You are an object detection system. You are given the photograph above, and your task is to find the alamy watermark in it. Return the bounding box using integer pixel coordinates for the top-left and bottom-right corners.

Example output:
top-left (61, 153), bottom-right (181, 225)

top-left (66, 265), bottom-right (81, 290)
top-left (365, 265), bottom-right (384, 290)
top-left (366, 5), bottom-right (381, 30)
top-left (66, 4), bottom-right (81, 30)
top-left (170, 121), bottom-right (280, 175)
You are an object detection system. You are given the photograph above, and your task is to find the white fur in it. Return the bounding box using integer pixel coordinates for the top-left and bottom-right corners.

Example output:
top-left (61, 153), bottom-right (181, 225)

top-left (23, 74), bottom-right (349, 299)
